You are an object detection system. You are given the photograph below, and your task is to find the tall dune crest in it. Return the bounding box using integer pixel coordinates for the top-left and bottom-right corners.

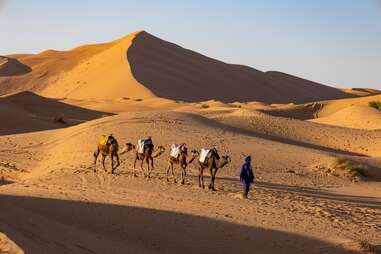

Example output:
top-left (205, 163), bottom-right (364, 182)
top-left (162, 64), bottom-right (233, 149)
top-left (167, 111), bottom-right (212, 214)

top-left (0, 31), bottom-right (354, 103)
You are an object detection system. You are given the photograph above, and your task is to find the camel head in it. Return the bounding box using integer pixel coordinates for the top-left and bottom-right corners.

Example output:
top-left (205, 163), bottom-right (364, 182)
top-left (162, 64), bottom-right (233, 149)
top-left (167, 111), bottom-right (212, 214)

top-left (188, 150), bottom-right (200, 164)
top-left (120, 142), bottom-right (136, 154)
top-left (218, 155), bottom-right (231, 168)
top-left (152, 145), bottom-right (166, 158)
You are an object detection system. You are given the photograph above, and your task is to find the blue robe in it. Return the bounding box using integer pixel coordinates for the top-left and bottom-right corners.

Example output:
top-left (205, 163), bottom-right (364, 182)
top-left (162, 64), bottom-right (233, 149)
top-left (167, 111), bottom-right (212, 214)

top-left (240, 156), bottom-right (255, 193)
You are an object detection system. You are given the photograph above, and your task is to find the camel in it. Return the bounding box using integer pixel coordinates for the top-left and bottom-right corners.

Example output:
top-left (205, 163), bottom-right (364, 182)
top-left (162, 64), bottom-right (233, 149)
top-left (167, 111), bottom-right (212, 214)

top-left (198, 153), bottom-right (231, 191)
top-left (128, 143), bottom-right (165, 178)
top-left (93, 136), bottom-right (121, 174)
top-left (167, 148), bottom-right (200, 184)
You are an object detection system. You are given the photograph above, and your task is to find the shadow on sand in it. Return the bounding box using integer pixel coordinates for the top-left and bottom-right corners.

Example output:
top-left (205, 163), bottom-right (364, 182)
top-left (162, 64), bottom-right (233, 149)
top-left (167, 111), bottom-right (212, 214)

top-left (0, 91), bottom-right (113, 135)
top-left (0, 194), bottom-right (356, 254)
top-left (0, 178), bottom-right (13, 186)
top-left (0, 57), bottom-right (32, 77)
top-left (185, 112), bottom-right (366, 157)
top-left (209, 173), bottom-right (381, 208)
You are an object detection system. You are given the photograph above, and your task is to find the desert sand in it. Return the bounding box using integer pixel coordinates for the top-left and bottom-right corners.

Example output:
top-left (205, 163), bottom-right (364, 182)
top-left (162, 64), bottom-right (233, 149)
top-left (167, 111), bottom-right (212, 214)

top-left (0, 31), bottom-right (380, 254)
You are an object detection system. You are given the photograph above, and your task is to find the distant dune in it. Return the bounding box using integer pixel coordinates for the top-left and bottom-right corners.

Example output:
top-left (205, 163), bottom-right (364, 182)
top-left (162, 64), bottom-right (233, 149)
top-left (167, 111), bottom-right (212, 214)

top-left (0, 56), bottom-right (31, 76)
top-left (0, 31), bottom-right (355, 103)
top-left (341, 88), bottom-right (381, 97)
top-left (0, 91), bottom-right (109, 135)
top-left (310, 105), bottom-right (381, 129)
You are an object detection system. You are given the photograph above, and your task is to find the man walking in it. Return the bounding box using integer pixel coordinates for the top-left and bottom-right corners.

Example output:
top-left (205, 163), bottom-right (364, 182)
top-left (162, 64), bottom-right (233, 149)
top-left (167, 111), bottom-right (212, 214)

top-left (240, 156), bottom-right (255, 199)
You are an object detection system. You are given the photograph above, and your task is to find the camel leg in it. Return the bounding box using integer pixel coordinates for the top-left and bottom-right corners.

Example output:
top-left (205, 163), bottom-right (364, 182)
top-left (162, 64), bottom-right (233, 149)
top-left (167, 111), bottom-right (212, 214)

top-left (209, 168), bottom-right (218, 191)
top-left (141, 157), bottom-right (146, 177)
top-left (198, 166), bottom-right (202, 188)
top-left (93, 148), bottom-right (100, 172)
top-left (198, 166), bottom-right (205, 189)
top-left (181, 164), bottom-right (186, 185)
top-left (148, 157), bottom-right (154, 178)
top-left (166, 163), bottom-right (171, 182)
top-left (208, 167), bottom-right (213, 189)
top-left (101, 154), bottom-right (107, 173)
top-left (211, 168), bottom-right (219, 191)
top-left (133, 156), bottom-right (138, 177)
top-left (171, 163), bottom-right (177, 183)
top-left (112, 153), bottom-right (120, 174)
top-left (212, 168), bottom-right (218, 191)
top-left (110, 154), bottom-right (114, 174)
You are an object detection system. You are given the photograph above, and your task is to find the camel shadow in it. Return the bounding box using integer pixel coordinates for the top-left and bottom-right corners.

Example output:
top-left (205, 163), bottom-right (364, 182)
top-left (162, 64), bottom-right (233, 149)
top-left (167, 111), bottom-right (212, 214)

top-left (0, 178), bottom-right (13, 186)
top-left (0, 194), bottom-right (356, 254)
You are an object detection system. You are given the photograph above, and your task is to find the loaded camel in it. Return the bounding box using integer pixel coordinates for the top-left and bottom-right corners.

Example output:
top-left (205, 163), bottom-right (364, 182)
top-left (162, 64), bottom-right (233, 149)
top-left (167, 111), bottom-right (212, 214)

top-left (93, 135), bottom-right (122, 174)
top-left (167, 144), bottom-right (200, 184)
top-left (198, 149), bottom-right (231, 191)
top-left (123, 138), bottom-right (165, 178)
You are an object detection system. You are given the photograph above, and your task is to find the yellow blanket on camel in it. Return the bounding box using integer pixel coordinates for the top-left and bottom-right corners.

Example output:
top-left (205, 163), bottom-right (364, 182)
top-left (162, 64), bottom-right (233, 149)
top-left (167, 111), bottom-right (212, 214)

top-left (99, 135), bottom-right (108, 146)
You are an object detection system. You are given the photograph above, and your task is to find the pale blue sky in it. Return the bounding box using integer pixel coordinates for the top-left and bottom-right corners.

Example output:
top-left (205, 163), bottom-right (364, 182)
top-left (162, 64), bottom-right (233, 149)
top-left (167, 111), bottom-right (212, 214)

top-left (1, 0), bottom-right (380, 89)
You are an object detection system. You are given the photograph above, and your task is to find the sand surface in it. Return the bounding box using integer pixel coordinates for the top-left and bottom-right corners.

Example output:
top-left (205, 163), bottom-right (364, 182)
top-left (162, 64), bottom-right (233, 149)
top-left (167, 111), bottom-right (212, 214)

top-left (0, 31), bottom-right (380, 253)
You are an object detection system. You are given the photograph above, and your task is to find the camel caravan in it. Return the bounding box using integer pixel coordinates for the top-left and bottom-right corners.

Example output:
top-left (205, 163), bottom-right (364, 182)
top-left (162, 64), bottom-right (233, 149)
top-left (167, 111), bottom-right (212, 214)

top-left (93, 134), bottom-right (231, 191)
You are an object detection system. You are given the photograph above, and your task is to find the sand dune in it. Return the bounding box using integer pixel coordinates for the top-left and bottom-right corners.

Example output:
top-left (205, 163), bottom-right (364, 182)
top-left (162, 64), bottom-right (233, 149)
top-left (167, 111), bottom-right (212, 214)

top-left (127, 31), bottom-right (353, 103)
top-left (1, 31), bottom-right (354, 104)
top-left (1, 110), bottom-right (380, 254)
top-left (341, 88), bottom-right (381, 97)
top-left (311, 106), bottom-right (381, 129)
top-left (260, 93), bottom-right (381, 122)
top-left (0, 56), bottom-right (31, 76)
top-left (0, 91), bottom-right (109, 135)
top-left (0, 41), bottom-right (115, 95)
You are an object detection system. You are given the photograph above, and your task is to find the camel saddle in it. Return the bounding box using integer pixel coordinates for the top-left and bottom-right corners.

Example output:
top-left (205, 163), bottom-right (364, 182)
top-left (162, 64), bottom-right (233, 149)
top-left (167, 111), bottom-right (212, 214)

top-left (99, 135), bottom-right (117, 146)
top-left (170, 143), bottom-right (188, 158)
top-left (199, 147), bottom-right (219, 163)
top-left (137, 138), bottom-right (153, 153)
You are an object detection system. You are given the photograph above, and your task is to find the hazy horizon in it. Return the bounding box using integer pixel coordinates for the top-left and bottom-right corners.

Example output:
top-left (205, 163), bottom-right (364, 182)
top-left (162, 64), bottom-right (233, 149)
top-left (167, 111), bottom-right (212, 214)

top-left (1, 0), bottom-right (380, 89)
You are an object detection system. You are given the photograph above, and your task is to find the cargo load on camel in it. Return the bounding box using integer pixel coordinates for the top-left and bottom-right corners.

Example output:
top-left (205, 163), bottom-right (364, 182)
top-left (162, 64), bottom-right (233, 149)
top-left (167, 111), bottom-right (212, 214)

top-left (199, 147), bottom-right (219, 163)
top-left (99, 135), bottom-right (116, 146)
top-left (170, 143), bottom-right (188, 158)
top-left (137, 137), bottom-right (153, 153)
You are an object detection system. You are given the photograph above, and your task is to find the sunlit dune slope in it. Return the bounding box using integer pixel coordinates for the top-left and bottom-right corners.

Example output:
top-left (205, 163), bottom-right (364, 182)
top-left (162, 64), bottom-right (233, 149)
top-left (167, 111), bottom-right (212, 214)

top-left (1, 31), bottom-right (354, 104)
top-left (310, 106), bottom-right (381, 130)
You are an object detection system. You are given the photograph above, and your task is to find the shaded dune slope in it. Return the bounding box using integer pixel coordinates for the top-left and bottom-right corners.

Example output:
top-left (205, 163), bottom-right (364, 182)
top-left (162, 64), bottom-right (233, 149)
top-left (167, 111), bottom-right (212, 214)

top-left (0, 194), bottom-right (353, 254)
top-left (0, 56), bottom-right (31, 76)
top-left (128, 31), bottom-right (353, 103)
top-left (0, 91), bottom-right (110, 135)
